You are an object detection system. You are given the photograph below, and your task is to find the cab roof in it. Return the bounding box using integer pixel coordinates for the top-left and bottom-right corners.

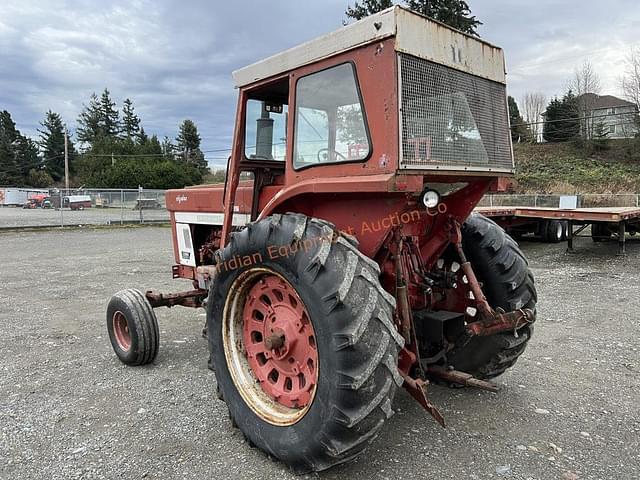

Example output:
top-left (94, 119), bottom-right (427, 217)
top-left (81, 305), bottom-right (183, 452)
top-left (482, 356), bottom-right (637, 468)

top-left (232, 6), bottom-right (506, 88)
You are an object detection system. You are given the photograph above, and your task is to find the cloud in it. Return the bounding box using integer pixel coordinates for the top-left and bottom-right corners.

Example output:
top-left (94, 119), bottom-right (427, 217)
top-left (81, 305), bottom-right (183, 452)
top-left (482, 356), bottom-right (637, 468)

top-left (473, 0), bottom-right (639, 103)
top-left (1, 0), bottom-right (638, 169)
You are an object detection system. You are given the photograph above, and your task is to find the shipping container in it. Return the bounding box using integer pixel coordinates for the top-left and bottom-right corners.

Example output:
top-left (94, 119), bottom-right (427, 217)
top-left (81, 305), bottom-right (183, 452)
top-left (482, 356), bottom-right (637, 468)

top-left (0, 188), bottom-right (49, 206)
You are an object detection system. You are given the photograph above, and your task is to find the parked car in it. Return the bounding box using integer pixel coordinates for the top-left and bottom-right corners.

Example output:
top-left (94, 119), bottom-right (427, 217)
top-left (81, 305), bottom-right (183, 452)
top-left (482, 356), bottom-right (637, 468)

top-left (64, 195), bottom-right (92, 210)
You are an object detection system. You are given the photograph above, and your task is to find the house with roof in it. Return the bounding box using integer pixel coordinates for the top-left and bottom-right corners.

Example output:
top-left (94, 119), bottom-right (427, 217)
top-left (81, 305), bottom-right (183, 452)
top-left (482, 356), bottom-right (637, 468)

top-left (577, 93), bottom-right (639, 139)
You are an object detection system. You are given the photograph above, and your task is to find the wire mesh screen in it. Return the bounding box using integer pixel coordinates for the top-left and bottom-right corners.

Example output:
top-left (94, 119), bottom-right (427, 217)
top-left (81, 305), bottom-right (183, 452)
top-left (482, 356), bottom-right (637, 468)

top-left (399, 54), bottom-right (513, 171)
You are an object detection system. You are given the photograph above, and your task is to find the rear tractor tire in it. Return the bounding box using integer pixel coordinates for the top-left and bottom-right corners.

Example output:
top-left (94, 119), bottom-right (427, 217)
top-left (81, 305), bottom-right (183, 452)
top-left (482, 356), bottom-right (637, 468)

top-left (446, 213), bottom-right (537, 379)
top-left (107, 288), bottom-right (159, 366)
top-left (207, 213), bottom-right (403, 473)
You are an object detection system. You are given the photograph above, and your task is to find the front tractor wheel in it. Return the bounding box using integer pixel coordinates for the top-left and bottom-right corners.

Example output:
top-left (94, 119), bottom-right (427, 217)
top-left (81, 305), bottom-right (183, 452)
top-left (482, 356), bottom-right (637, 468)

top-left (107, 289), bottom-right (159, 366)
top-left (207, 214), bottom-right (404, 473)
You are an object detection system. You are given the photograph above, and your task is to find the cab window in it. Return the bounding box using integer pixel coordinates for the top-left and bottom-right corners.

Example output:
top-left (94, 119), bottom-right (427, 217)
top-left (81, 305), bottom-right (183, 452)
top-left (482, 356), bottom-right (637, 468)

top-left (294, 63), bottom-right (370, 169)
top-left (245, 79), bottom-right (289, 161)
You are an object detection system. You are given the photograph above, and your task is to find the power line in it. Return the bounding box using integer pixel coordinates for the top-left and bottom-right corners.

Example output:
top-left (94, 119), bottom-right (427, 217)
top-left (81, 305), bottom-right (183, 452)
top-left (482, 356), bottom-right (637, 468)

top-left (201, 147), bottom-right (233, 153)
top-left (83, 150), bottom-right (232, 158)
top-left (41, 153), bottom-right (65, 162)
top-left (84, 153), bottom-right (174, 158)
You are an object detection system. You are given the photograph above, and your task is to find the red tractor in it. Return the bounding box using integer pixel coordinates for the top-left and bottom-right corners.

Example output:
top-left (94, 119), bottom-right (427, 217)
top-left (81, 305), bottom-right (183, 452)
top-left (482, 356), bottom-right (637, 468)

top-left (107, 6), bottom-right (536, 473)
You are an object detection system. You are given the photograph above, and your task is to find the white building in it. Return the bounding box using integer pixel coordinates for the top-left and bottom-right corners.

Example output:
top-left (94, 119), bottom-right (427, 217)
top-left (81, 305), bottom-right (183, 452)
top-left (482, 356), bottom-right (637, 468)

top-left (578, 93), bottom-right (639, 139)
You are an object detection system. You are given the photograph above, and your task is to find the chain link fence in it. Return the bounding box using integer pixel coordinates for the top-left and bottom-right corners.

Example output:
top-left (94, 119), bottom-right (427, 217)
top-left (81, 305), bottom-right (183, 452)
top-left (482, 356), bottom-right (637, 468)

top-left (0, 188), bottom-right (169, 229)
top-left (4, 188), bottom-right (640, 230)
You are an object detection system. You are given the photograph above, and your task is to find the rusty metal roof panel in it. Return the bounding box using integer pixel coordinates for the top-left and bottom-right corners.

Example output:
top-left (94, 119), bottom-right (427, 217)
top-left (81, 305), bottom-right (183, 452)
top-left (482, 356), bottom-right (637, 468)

top-left (394, 8), bottom-right (505, 84)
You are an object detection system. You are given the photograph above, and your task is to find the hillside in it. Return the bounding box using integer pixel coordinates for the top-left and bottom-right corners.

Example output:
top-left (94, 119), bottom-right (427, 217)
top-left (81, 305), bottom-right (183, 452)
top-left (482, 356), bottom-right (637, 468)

top-left (514, 140), bottom-right (640, 193)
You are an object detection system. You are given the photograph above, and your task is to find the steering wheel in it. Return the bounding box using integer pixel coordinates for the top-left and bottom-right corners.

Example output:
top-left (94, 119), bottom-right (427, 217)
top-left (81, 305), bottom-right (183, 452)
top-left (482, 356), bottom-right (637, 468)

top-left (317, 148), bottom-right (347, 162)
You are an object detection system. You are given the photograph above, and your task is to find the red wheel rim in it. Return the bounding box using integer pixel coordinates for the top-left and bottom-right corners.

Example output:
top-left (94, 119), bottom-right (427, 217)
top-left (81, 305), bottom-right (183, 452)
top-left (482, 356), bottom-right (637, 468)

top-left (242, 275), bottom-right (317, 409)
top-left (112, 311), bottom-right (131, 351)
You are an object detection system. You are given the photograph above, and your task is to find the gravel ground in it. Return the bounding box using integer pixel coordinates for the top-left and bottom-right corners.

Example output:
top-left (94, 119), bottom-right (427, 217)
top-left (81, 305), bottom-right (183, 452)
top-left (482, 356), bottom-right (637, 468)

top-left (0, 226), bottom-right (638, 480)
top-left (0, 206), bottom-right (168, 228)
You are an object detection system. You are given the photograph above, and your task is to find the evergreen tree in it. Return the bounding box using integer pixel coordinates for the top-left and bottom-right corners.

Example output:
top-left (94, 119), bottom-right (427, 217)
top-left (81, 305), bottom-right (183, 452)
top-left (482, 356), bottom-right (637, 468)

top-left (345, 0), bottom-right (482, 36)
top-left (27, 169), bottom-right (54, 188)
top-left (38, 110), bottom-right (75, 182)
top-left (405, 0), bottom-right (482, 36)
top-left (136, 133), bottom-right (163, 156)
top-left (77, 89), bottom-right (121, 147)
top-left (345, 0), bottom-right (393, 20)
top-left (122, 98), bottom-right (141, 140)
top-left (176, 119), bottom-right (201, 152)
top-left (68, 95), bottom-right (205, 189)
top-left (161, 135), bottom-right (175, 157)
top-left (16, 136), bottom-right (40, 181)
top-left (508, 96), bottom-right (528, 142)
top-left (76, 93), bottom-right (102, 145)
top-left (543, 91), bottom-right (580, 143)
top-left (0, 111), bottom-right (22, 185)
top-left (147, 134), bottom-right (162, 154)
top-left (176, 119), bottom-right (208, 173)
top-left (0, 110), bottom-right (40, 186)
top-left (137, 127), bottom-right (149, 145)
top-left (591, 120), bottom-right (611, 151)
top-left (99, 88), bottom-right (120, 137)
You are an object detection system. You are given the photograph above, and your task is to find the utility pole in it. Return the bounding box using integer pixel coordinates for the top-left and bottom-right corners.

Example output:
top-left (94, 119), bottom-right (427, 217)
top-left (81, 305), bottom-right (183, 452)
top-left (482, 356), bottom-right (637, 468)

top-left (64, 129), bottom-right (69, 194)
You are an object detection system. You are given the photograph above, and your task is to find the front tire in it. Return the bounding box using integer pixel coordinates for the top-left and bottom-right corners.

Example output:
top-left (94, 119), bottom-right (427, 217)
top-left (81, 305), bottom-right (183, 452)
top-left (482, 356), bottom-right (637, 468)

top-left (107, 289), bottom-right (159, 365)
top-left (207, 214), bottom-right (403, 473)
top-left (446, 214), bottom-right (537, 379)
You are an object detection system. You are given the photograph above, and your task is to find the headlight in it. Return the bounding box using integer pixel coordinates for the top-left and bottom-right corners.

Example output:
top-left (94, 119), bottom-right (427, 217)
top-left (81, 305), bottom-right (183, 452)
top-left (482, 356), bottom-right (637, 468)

top-left (421, 189), bottom-right (440, 209)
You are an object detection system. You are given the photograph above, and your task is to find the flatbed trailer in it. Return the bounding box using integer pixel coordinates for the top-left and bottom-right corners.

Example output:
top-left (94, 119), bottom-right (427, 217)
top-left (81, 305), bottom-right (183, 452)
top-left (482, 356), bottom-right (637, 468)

top-left (476, 206), bottom-right (640, 255)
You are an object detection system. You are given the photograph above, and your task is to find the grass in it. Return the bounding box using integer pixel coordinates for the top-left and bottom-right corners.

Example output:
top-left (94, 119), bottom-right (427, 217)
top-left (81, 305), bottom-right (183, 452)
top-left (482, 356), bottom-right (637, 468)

top-left (514, 139), bottom-right (640, 193)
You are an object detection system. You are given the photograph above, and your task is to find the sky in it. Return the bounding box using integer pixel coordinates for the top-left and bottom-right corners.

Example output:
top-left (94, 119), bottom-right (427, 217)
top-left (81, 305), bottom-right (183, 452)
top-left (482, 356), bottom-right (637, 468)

top-left (1, 0), bottom-right (638, 169)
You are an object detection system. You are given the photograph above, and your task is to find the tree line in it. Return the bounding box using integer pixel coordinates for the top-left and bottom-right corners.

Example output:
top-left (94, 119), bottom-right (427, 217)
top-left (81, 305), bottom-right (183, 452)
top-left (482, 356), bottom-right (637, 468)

top-left (509, 55), bottom-right (640, 150)
top-left (0, 89), bottom-right (209, 189)
top-left (4, 3), bottom-right (638, 189)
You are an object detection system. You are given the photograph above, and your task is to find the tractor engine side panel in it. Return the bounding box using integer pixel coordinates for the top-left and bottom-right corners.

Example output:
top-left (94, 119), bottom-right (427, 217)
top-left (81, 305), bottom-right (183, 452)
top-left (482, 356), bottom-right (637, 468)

top-left (166, 184), bottom-right (254, 272)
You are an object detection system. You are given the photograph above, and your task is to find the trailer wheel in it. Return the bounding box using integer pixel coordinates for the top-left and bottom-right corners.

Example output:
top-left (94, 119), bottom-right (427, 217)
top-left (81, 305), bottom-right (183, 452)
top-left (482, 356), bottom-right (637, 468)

top-left (447, 213), bottom-right (537, 379)
top-left (537, 220), bottom-right (549, 242)
top-left (207, 214), bottom-right (403, 473)
top-left (107, 289), bottom-right (159, 366)
top-left (545, 220), bottom-right (564, 243)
